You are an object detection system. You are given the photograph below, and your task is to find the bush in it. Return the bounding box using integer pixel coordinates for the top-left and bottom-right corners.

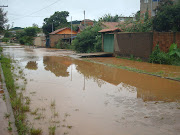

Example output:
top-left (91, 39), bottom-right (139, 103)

top-left (149, 44), bottom-right (180, 65)
top-left (55, 39), bottom-right (70, 49)
top-left (2, 37), bottom-right (10, 42)
top-left (72, 24), bottom-right (102, 53)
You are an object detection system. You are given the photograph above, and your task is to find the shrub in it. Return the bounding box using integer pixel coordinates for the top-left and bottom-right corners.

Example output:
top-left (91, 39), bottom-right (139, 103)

top-left (149, 44), bottom-right (180, 65)
top-left (72, 24), bottom-right (102, 53)
top-left (55, 39), bottom-right (70, 49)
top-left (2, 37), bottom-right (10, 42)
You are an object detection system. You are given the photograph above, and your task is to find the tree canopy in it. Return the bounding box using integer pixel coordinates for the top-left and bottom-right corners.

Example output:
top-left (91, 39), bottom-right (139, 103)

top-left (99, 14), bottom-right (120, 22)
top-left (42, 11), bottom-right (69, 35)
top-left (0, 8), bottom-right (8, 33)
top-left (153, 0), bottom-right (180, 32)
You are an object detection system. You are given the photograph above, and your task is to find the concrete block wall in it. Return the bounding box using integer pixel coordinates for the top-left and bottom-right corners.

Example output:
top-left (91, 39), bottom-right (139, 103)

top-left (114, 32), bottom-right (153, 59)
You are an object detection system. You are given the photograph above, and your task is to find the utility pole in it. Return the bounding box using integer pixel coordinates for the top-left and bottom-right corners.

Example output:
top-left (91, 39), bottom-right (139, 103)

top-left (151, 0), bottom-right (153, 17)
top-left (0, 5), bottom-right (8, 7)
top-left (71, 16), bottom-right (72, 44)
top-left (84, 10), bottom-right (86, 28)
top-left (52, 23), bottom-right (54, 32)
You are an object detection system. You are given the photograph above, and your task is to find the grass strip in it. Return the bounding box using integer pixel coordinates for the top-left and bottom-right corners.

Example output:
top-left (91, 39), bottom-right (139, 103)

top-left (84, 59), bottom-right (180, 81)
top-left (0, 47), bottom-right (30, 134)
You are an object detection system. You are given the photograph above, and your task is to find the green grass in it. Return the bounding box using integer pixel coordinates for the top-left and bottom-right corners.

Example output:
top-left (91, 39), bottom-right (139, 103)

top-left (30, 128), bottom-right (42, 135)
top-left (0, 54), bottom-right (30, 134)
top-left (4, 113), bottom-right (10, 119)
top-left (116, 55), bottom-right (142, 62)
top-left (49, 126), bottom-right (56, 135)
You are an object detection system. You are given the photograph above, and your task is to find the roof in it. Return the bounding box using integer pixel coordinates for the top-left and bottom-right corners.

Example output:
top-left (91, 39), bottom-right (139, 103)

top-left (81, 19), bottom-right (93, 22)
top-left (50, 27), bottom-right (69, 35)
top-left (98, 28), bottom-right (122, 33)
top-left (101, 22), bottom-right (119, 29)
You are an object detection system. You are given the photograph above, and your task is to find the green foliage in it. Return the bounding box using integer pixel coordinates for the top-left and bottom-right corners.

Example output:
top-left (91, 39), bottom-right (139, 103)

top-left (42, 11), bottom-right (69, 35)
top-left (99, 14), bottom-right (120, 22)
top-left (0, 55), bottom-right (30, 134)
top-left (119, 10), bottom-right (152, 32)
top-left (153, 0), bottom-right (180, 32)
top-left (16, 26), bottom-right (39, 45)
top-left (2, 37), bottom-right (10, 42)
top-left (72, 24), bottom-right (102, 53)
top-left (135, 11), bottom-right (140, 22)
top-left (4, 31), bottom-right (12, 38)
top-left (0, 8), bottom-right (8, 32)
top-left (149, 44), bottom-right (180, 65)
top-left (55, 39), bottom-right (71, 49)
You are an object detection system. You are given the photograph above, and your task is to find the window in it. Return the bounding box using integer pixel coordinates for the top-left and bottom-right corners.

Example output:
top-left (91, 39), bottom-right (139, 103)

top-left (144, 0), bottom-right (148, 3)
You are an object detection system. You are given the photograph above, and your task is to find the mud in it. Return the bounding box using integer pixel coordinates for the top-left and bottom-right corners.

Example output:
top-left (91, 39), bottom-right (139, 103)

top-left (88, 57), bottom-right (180, 78)
top-left (2, 46), bottom-right (180, 135)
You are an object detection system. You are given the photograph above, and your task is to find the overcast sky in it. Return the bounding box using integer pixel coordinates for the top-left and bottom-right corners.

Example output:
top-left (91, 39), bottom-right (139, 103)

top-left (1, 0), bottom-right (140, 28)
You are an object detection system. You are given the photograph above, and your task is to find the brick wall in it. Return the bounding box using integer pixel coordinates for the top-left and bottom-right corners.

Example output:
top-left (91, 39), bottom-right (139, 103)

top-left (50, 34), bottom-right (77, 47)
top-left (153, 32), bottom-right (180, 52)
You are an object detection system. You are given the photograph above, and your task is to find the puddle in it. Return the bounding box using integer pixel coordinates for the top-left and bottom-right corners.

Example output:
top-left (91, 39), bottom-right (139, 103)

top-left (88, 57), bottom-right (180, 78)
top-left (2, 46), bottom-right (180, 135)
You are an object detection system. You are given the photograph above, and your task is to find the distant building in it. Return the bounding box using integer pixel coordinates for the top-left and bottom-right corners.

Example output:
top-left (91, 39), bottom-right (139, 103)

top-left (118, 17), bottom-right (135, 22)
top-left (49, 27), bottom-right (77, 47)
top-left (140, 0), bottom-right (178, 17)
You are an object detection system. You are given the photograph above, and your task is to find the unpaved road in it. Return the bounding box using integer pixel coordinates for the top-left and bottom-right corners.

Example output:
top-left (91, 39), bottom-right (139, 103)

top-left (2, 45), bottom-right (180, 135)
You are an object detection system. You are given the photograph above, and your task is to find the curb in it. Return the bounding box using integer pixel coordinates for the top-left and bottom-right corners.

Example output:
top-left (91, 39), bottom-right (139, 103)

top-left (0, 63), bottom-right (18, 135)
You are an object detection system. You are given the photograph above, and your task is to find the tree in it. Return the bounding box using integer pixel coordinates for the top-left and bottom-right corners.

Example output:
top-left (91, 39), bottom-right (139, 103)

top-left (72, 24), bottom-right (102, 53)
top-left (16, 26), bottom-right (40, 45)
top-left (0, 8), bottom-right (8, 32)
top-left (153, 1), bottom-right (180, 32)
top-left (135, 11), bottom-right (140, 21)
top-left (99, 14), bottom-right (120, 22)
top-left (42, 11), bottom-right (69, 35)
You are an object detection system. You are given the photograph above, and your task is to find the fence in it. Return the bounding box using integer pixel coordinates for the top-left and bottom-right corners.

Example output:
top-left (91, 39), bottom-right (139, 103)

top-left (103, 32), bottom-right (180, 59)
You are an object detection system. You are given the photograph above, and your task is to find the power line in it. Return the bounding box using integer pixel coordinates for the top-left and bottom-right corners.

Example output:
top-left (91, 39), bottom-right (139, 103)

top-left (11, 0), bottom-right (61, 21)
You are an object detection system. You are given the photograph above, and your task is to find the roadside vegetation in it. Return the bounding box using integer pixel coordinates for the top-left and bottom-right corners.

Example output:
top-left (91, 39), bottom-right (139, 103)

top-left (0, 47), bottom-right (31, 134)
top-left (149, 43), bottom-right (180, 66)
top-left (72, 24), bottom-right (102, 53)
top-left (16, 25), bottom-right (40, 45)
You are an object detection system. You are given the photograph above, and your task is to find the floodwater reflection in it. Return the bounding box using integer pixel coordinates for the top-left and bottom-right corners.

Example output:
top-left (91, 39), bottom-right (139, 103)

top-left (73, 59), bottom-right (180, 102)
top-left (2, 47), bottom-right (180, 135)
top-left (43, 56), bottom-right (72, 77)
top-left (25, 61), bottom-right (38, 70)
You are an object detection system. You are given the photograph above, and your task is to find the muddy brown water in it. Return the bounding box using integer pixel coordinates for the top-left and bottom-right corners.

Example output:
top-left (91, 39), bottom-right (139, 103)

top-left (87, 57), bottom-right (180, 78)
top-left (2, 46), bottom-right (180, 135)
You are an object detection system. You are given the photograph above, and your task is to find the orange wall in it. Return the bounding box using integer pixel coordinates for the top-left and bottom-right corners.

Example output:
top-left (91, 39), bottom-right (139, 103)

top-left (57, 28), bottom-right (77, 34)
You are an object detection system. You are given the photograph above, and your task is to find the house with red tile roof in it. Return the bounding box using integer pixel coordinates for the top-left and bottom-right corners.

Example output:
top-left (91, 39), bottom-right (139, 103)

top-left (49, 27), bottom-right (77, 47)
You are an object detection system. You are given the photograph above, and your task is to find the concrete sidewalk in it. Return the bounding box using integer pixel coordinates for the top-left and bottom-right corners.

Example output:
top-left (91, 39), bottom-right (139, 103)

top-left (0, 82), bottom-right (12, 135)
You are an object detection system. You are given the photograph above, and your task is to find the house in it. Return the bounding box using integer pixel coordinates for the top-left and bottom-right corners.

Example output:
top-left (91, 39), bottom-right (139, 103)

top-left (49, 27), bottom-right (77, 47)
top-left (140, 0), bottom-right (178, 17)
top-left (77, 19), bottom-right (94, 33)
top-left (99, 28), bottom-right (122, 53)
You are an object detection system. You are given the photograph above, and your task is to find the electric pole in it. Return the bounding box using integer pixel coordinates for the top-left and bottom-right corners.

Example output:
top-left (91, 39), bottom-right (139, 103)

top-left (0, 5), bottom-right (8, 7)
top-left (71, 16), bottom-right (72, 44)
top-left (84, 10), bottom-right (86, 28)
top-left (52, 23), bottom-right (54, 32)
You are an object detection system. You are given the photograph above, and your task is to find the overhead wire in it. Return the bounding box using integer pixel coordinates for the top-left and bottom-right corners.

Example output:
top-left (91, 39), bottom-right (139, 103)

top-left (11, 0), bottom-right (62, 21)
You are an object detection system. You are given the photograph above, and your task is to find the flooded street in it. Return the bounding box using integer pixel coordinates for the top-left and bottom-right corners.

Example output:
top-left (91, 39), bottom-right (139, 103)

top-left (2, 46), bottom-right (180, 135)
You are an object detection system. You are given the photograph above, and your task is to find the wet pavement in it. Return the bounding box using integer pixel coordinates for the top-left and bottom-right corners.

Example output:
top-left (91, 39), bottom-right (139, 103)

top-left (2, 45), bottom-right (180, 135)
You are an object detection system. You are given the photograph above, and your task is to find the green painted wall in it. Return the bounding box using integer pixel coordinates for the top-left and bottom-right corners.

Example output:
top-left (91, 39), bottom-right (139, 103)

top-left (103, 34), bottom-right (114, 53)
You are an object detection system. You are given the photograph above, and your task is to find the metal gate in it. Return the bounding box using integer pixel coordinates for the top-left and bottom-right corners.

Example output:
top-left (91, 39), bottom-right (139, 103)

top-left (104, 34), bottom-right (114, 53)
